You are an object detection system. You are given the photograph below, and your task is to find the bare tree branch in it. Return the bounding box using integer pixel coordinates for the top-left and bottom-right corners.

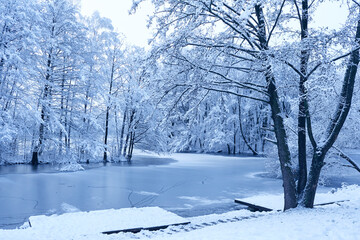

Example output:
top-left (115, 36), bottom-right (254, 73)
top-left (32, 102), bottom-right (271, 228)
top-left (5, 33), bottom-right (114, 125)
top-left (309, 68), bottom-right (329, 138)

top-left (333, 146), bottom-right (360, 173)
top-left (202, 86), bottom-right (269, 103)
top-left (267, 0), bottom-right (286, 44)
top-left (307, 46), bottom-right (360, 78)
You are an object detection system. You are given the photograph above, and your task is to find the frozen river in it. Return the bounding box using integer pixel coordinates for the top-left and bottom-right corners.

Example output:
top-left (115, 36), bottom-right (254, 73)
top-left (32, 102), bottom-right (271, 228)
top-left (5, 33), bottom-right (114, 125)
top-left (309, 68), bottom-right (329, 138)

top-left (0, 152), bottom-right (359, 229)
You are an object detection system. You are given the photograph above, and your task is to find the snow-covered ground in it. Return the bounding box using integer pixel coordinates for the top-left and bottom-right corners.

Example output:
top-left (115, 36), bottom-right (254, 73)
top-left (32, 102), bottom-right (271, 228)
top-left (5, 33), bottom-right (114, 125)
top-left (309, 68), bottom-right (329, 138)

top-left (0, 185), bottom-right (359, 240)
top-left (1, 151), bottom-right (359, 239)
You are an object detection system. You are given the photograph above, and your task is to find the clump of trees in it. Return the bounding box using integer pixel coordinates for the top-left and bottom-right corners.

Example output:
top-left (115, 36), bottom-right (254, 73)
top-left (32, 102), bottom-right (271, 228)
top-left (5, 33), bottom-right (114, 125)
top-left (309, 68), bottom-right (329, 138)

top-left (0, 0), bottom-right (156, 164)
top-left (136, 0), bottom-right (360, 209)
top-left (2, 0), bottom-right (360, 210)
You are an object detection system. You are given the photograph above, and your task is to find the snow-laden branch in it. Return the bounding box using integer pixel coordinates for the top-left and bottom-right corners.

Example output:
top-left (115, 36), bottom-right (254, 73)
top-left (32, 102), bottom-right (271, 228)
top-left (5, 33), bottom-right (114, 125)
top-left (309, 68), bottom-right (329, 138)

top-left (201, 86), bottom-right (269, 103)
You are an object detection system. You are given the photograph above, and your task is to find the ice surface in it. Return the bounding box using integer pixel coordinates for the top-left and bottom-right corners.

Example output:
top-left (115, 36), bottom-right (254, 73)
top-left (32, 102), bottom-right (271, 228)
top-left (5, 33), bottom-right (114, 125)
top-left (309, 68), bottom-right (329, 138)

top-left (0, 153), bottom-right (283, 229)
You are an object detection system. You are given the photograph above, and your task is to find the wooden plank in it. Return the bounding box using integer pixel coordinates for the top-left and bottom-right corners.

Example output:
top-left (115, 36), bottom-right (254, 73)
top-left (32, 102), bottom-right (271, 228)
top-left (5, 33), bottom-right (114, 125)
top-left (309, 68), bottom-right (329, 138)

top-left (314, 200), bottom-right (349, 207)
top-left (234, 199), bottom-right (273, 212)
top-left (234, 199), bottom-right (349, 212)
top-left (102, 221), bottom-right (191, 235)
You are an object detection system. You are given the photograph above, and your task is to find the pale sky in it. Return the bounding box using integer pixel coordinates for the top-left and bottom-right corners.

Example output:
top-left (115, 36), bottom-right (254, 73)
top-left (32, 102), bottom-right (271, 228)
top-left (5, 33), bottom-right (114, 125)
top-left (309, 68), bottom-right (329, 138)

top-left (313, 1), bottom-right (348, 29)
top-left (80, 0), bottom-right (154, 47)
top-left (80, 1), bottom-right (348, 47)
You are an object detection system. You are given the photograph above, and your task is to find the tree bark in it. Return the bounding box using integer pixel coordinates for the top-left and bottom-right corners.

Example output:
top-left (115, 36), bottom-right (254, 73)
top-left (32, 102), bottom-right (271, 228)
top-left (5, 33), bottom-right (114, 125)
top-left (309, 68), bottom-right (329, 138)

top-left (301, 149), bottom-right (325, 207)
top-left (255, 4), bottom-right (297, 210)
top-left (119, 107), bottom-right (127, 157)
top-left (124, 109), bottom-right (135, 158)
top-left (233, 122), bottom-right (236, 155)
top-left (238, 98), bottom-right (258, 155)
top-left (301, 17), bottom-right (360, 208)
top-left (123, 131), bottom-right (129, 158)
top-left (297, 0), bottom-right (310, 196)
top-left (104, 55), bottom-right (115, 162)
top-left (103, 105), bottom-right (110, 162)
top-left (32, 50), bottom-right (53, 165)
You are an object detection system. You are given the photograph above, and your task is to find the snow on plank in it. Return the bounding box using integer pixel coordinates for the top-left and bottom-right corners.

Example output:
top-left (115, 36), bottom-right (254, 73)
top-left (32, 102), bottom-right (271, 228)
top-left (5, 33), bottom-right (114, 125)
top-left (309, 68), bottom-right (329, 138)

top-left (29, 207), bottom-right (190, 235)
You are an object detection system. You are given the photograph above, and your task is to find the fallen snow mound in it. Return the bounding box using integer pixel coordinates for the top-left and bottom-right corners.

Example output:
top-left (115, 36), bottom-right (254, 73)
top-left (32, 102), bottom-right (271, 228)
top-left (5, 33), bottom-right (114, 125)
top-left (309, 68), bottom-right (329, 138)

top-left (58, 163), bottom-right (84, 172)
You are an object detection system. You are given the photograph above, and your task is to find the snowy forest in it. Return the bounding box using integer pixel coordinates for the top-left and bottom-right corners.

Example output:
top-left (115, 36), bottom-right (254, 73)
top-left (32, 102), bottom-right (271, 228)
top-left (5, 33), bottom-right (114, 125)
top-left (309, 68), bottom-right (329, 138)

top-left (0, 0), bottom-right (276, 165)
top-left (2, 0), bottom-right (360, 208)
top-left (2, 0), bottom-right (360, 238)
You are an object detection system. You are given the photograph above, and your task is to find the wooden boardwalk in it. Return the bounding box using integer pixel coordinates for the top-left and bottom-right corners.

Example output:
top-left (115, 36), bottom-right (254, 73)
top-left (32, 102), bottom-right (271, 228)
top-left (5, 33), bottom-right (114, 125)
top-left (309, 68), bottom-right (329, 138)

top-left (234, 199), bottom-right (273, 212)
top-left (103, 222), bottom-right (191, 235)
top-left (234, 199), bottom-right (349, 212)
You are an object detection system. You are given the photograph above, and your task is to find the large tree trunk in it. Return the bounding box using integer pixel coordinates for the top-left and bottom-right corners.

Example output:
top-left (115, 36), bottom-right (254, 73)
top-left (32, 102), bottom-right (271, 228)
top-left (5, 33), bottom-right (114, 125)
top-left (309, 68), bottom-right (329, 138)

top-left (297, 0), bottom-right (310, 196)
top-left (301, 149), bottom-right (326, 207)
top-left (119, 107), bottom-right (127, 157)
top-left (64, 80), bottom-right (73, 155)
top-left (123, 131), bottom-right (129, 158)
top-left (127, 131), bottom-right (135, 161)
top-left (268, 73), bottom-right (298, 210)
top-left (123, 109), bottom-right (135, 159)
top-left (103, 57), bottom-right (115, 162)
top-left (233, 122), bottom-right (237, 155)
top-left (31, 151), bottom-right (39, 165)
top-left (32, 51), bottom-right (53, 165)
top-left (66, 92), bottom-right (74, 154)
top-left (301, 17), bottom-right (360, 208)
top-left (59, 61), bottom-right (66, 155)
top-left (255, 4), bottom-right (297, 210)
top-left (103, 105), bottom-right (110, 162)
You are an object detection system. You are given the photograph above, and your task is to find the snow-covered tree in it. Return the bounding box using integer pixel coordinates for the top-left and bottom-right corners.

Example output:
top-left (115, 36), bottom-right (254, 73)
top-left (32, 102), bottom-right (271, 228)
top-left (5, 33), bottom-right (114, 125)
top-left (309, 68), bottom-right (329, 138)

top-left (138, 0), bottom-right (360, 209)
top-left (30, 0), bottom-right (86, 164)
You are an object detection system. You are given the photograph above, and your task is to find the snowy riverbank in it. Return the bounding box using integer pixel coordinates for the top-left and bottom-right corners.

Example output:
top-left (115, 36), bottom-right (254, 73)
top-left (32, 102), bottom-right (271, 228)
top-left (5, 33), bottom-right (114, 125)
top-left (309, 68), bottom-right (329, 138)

top-left (0, 184), bottom-right (359, 240)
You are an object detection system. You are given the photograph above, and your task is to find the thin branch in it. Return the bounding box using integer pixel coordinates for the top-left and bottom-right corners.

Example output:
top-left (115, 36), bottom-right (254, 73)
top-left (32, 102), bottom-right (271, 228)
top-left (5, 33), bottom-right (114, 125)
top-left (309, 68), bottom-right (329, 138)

top-left (267, 0), bottom-right (286, 44)
top-left (293, 0), bottom-right (302, 30)
top-left (268, 54), bottom-right (305, 78)
top-left (205, 3), bottom-right (260, 49)
top-left (264, 137), bottom-right (277, 145)
top-left (156, 84), bottom-right (187, 106)
top-left (202, 86), bottom-right (269, 103)
top-left (307, 46), bottom-right (360, 78)
top-left (308, 0), bottom-right (316, 8)
top-left (352, 0), bottom-right (360, 8)
top-left (285, 60), bottom-right (305, 78)
top-left (173, 54), bottom-right (268, 95)
top-left (332, 146), bottom-right (360, 173)
top-left (211, 64), bottom-right (260, 73)
top-left (164, 87), bottom-right (191, 121)
top-left (305, 99), bottom-right (317, 148)
top-left (186, 90), bottom-right (210, 115)
top-left (185, 41), bottom-right (259, 56)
